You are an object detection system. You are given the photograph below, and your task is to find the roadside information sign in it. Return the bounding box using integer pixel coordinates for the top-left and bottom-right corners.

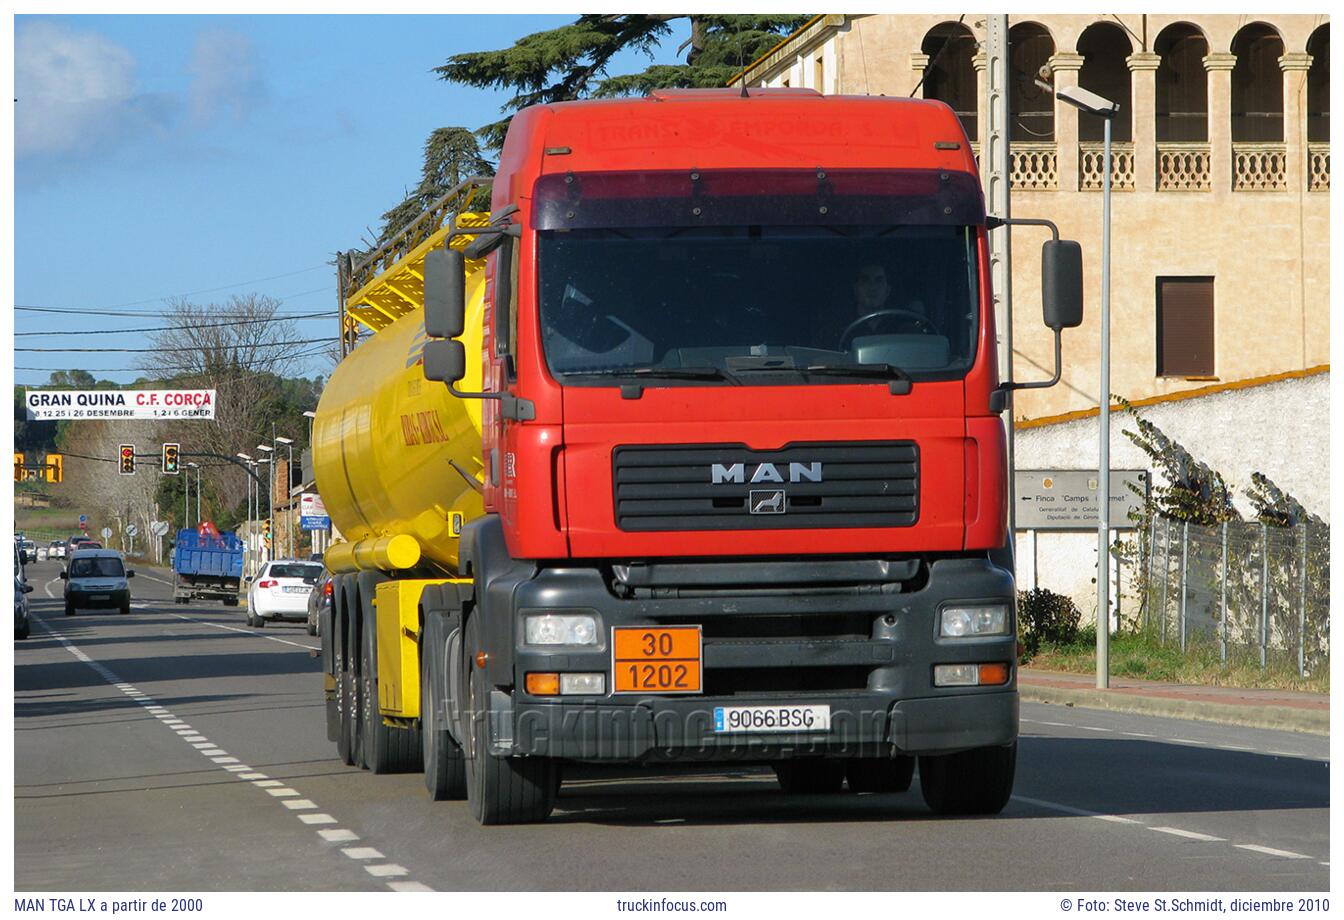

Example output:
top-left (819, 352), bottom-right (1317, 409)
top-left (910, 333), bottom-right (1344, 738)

top-left (24, 389), bottom-right (216, 420)
top-left (1014, 469), bottom-right (1148, 530)
top-left (300, 492), bottom-right (331, 531)
top-left (101, 527), bottom-right (113, 541)
top-left (125, 523), bottom-right (139, 538)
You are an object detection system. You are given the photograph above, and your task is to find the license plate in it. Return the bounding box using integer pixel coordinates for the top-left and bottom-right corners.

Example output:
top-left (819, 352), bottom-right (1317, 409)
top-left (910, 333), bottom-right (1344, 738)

top-left (713, 704), bottom-right (831, 733)
top-left (612, 626), bottom-right (702, 694)
top-left (284, 586), bottom-right (311, 594)
top-left (90, 594), bottom-right (110, 601)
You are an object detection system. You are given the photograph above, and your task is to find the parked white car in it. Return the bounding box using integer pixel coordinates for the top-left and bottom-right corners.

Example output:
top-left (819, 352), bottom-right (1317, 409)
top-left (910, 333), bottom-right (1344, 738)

top-left (246, 560), bottom-right (324, 628)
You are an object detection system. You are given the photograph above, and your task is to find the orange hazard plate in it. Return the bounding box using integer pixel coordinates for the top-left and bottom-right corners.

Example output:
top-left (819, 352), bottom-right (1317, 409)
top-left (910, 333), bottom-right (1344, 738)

top-left (612, 626), bottom-right (703, 694)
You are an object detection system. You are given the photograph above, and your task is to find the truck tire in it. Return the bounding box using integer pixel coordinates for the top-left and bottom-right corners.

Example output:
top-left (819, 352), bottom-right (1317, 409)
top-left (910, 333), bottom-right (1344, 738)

top-left (16, 619), bottom-right (30, 640)
top-left (421, 630), bottom-right (466, 800)
top-left (845, 756), bottom-right (915, 794)
top-left (222, 597), bottom-right (239, 607)
top-left (461, 614), bottom-right (555, 824)
top-left (774, 759), bottom-right (846, 794)
top-left (64, 602), bottom-right (75, 617)
top-left (360, 615), bottom-right (422, 774)
top-left (918, 742), bottom-right (1017, 815)
top-left (334, 602), bottom-right (357, 766)
top-left (119, 603), bottom-right (130, 616)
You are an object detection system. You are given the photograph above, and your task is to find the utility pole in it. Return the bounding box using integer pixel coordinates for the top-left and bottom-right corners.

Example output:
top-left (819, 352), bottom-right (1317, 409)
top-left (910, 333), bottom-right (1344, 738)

top-left (987, 15), bottom-right (1015, 553)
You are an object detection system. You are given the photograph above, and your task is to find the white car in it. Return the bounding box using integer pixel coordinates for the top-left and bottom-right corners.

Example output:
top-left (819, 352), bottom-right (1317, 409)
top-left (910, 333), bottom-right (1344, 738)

top-left (246, 560), bottom-right (324, 628)
top-left (49, 540), bottom-right (65, 559)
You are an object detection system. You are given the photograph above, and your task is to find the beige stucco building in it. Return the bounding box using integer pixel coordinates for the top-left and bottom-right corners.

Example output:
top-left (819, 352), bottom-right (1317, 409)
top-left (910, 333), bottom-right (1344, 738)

top-left (742, 14), bottom-right (1330, 423)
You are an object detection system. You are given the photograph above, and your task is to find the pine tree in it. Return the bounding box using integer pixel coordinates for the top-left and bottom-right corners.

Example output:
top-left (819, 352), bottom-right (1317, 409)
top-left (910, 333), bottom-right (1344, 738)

top-left (436, 15), bottom-right (813, 151)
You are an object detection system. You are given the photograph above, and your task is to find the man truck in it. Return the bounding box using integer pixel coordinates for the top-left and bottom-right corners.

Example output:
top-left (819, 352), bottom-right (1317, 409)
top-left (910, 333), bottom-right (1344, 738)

top-left (314, 88), bottom-right (1083, 824)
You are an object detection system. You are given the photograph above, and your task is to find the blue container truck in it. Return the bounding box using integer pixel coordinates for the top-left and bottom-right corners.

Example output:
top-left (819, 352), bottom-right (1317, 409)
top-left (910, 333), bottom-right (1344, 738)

top-left (172, 529), bottom-right (243, 606)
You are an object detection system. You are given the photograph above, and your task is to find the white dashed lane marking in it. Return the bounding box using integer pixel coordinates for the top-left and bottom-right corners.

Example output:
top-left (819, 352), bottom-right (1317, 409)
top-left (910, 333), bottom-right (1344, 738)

top-left (1236, 844), bottom-right (1312, 859)
top-left (1151, 826), bottom-right (1225, 842)
top-left (33, 617), bottom-right (432, 891)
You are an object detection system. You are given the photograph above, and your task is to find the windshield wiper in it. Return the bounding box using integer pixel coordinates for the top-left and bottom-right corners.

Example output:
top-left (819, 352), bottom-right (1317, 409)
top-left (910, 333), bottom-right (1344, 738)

top-left (568, 366), bottom-right (734, 382)
top-left (803, 363), bottom-right (913, 393)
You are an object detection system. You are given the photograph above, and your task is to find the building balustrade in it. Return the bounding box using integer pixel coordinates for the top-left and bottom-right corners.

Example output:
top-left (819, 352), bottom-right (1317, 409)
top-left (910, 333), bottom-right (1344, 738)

top-left (1156, 143), bottom-right (1213, 191)
top-left (1079, 142), bottom-right (1135, 190)
top-left (1307, 143), bottom-right (1330, 191)
top-left (1009, 143), bottom-right (1057, 190)
top-left (1232, 143), bottom-right (1289, 191)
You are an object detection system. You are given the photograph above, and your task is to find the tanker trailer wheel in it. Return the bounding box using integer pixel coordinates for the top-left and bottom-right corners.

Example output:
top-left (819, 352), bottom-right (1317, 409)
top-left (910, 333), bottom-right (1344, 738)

top-left (334, 587), bottom-right (358, 766)
top-left (361, 612), bottom-right (422, 774)
top-left (918, 741), bottom-right (1017, 815)
top-left (461, 614), bottom-right (555, 825)
top-left (845, 756), bottom-right (915, 794)
top-left (421, 617), bottom-right (466, 800)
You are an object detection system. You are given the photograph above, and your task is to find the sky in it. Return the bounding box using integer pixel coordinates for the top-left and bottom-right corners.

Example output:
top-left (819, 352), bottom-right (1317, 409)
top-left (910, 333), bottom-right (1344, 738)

top-left (11, 13), bottom-right (692, 387)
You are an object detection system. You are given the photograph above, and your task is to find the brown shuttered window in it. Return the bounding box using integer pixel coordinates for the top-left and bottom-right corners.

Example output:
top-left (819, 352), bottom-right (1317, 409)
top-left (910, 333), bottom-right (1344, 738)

top-left (1156, 277), bottom-right (1215, 377)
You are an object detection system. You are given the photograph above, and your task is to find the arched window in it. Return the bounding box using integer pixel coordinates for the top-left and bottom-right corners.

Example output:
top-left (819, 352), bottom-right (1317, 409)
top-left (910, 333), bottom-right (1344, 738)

top-left (1231, 23), bottom-right (1285, 142)
top-left (1009, 22), bottom-right (1055, 142)
top-left (1307, 25), bottom-right (1329, 143)
top-left (921, 22), bottom-right (978, 140)
top-left (1077, 22), bottom-right (1134, 142)
top-left (1155, 23), bottom-right (1208, 142)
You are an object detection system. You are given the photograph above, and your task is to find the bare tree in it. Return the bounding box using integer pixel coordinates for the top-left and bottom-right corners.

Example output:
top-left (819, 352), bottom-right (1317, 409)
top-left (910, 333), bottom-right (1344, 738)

top-left (59, 418), bottom-right (165, 551)
top-left (141, 294), bottom-right (305, 516)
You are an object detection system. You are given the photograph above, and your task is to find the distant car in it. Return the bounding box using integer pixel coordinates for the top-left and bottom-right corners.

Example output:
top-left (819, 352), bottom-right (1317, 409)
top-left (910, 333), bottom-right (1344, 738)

top-left (79, 542), bottom-right (103, 550)
top-left (247, 560), bottom-right (324, 628)
top-left (49, 540), bottom-right (65, 559)
top-left (65, 535), bottom-right (93, 558)
top-left (15, 576), bottom-right (33, 640)
top-left (35, 546), bottom-right (48, 562)
top-left (21, 540), bottom-right (37, 563)
top-left (306, 570), bottom-right (333, 636)
top-left (62, 548), bottom-right (134, 616)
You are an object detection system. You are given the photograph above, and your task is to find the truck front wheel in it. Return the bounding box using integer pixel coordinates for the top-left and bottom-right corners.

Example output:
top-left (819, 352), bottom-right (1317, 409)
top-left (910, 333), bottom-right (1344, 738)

top-left (461, 615), bottom-right (555, 824)
top-left (918, 742), bottom-right (1017, 815)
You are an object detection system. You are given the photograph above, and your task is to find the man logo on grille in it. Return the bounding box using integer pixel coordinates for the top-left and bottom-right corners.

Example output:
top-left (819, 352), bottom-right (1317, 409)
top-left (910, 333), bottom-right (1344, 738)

top-left (749, 489), bottom-right (786, 514)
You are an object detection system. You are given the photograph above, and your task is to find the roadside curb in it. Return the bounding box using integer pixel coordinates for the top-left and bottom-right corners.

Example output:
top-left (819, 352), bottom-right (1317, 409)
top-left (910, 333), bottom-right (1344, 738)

top-left (1019, 683), bottom-right (1330, 736)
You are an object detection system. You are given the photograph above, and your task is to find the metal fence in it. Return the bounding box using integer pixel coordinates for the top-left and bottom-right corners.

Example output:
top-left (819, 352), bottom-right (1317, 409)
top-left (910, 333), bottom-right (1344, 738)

top-left (1139, 517), bottom-right (1329, 676)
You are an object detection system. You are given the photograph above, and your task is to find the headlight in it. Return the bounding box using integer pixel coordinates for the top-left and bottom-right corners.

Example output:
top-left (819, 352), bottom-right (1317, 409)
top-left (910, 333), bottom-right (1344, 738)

top-left (940, 605), bottom-right (1009, 638)
top-left (524, 613), bottom-right (600, 646)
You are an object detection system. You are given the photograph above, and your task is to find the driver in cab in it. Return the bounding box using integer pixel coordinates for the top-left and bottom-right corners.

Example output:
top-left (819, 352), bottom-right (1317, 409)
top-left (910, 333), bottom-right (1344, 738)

top-left (823, 261), bottom-right (933, 350)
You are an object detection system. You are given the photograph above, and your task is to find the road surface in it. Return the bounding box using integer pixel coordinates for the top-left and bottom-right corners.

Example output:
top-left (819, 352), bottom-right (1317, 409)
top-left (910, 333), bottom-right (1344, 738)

top-left (14, 559), bottom-right (1329, 891)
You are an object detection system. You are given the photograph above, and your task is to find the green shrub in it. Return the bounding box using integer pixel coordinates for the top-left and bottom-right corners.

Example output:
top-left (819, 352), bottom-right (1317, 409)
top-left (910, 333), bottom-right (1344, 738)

top-left (1017, 588), bottom-right (1082, 658)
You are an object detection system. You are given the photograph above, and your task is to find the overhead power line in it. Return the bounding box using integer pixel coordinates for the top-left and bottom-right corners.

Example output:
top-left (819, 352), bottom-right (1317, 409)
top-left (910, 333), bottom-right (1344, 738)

top-left (14, 342), bottom-right (338, 376)
top-left (13, 265), bottom-right (331, 311)
top-left (15, 311), bottom-right (333, 336)
top-left (17, 337), bottom-right (336, 354)
top-left (16, 287), bottom-right (333, 317)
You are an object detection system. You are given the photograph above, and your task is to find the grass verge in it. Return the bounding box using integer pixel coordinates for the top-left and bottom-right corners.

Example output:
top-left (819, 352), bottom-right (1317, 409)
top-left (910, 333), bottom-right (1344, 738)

top-left (1026, 628), bottom-right (1328, 694)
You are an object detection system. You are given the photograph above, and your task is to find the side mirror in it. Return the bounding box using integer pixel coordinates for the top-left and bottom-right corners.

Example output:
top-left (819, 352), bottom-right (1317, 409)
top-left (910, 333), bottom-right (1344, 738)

top-left (1041, 239), bottom-right (1084, 331)
top-left (126, 570), bottom-right (136, 578)
top-left (423, 339), bottom-right (466, 384)
top-left (424, 248), bottom-right (466, 339)
top-left (22, 583), bottom-right (34, 594)
top-left (59, 571), bottom-right (68, 580)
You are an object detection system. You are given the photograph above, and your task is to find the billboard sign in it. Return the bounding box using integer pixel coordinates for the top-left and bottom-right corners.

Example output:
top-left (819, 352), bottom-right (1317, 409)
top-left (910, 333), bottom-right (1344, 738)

top-left (300, 492), bottom-right (331, 531)
top-left (25, 389), bottom-right (216, 420)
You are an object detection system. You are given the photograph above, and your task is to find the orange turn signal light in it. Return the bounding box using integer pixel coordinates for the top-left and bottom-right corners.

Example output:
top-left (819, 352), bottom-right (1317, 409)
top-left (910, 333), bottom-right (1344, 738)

top-left (525, 672), bottom-right (560, 696)
top-left (978, 663), bottom-right (1010, 686)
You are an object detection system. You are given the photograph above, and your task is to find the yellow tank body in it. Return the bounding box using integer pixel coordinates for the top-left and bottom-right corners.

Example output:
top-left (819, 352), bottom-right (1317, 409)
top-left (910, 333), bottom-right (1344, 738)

top-left (313, 266), bottom-right (487, 575)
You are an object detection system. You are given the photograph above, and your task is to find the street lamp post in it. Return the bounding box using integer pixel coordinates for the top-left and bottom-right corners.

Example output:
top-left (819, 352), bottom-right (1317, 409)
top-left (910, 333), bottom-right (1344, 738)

top-left (237, 453), bottom-right (254, 575)
top-left (1053, 83), bottom-right (1120, 690)
top-left (187, 463), bottom-right (201, 525)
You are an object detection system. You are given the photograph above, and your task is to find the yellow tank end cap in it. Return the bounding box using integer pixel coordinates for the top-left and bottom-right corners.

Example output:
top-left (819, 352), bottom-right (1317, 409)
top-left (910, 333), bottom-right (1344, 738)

top-left (383, 534), bottom-right (422, 570)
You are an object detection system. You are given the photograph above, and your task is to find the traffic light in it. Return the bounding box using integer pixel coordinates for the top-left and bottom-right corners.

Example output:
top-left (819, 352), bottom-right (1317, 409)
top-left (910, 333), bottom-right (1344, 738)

top-left (13, 452), bottom-right (23, 483)
top-left (45, 454), bottom-right (63, 483)
top-left (262, 518), bottom-right (273, 547)
top-left (119, 444), bottom-right (136, 475)
top-left (162, 443), bottom-right (180, 475)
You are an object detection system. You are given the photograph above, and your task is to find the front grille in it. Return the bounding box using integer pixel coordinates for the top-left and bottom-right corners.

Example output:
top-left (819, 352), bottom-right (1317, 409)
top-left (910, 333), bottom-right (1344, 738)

top-left (613, 441), bottom-right (919, 531)
top-left (699, 613), bottom-right (874, 641)
top-left (703, 666), bottom-right (874, 697)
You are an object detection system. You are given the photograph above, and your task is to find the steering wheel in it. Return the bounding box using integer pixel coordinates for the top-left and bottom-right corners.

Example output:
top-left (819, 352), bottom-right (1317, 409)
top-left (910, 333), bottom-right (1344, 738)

top-left (838, 309), bottom-right (941, 351)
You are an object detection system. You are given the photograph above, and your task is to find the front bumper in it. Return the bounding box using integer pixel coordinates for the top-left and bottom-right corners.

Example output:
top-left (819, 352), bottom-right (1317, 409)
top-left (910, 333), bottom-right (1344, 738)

top-left (496, 556), bottom-right (1017, 762)
top-left (66, 589), bottom-right (129, 609)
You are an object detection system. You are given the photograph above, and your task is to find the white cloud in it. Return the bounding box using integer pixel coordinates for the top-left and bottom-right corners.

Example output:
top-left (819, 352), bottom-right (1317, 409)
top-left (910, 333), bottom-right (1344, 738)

top-left (15, 21), bottom-right (170, 160)
top-left (188, 28), bottom-right (267, 124)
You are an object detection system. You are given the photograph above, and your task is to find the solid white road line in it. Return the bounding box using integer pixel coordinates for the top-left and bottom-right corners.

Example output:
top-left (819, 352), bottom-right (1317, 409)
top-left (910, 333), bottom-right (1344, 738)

top-left (169, 613), bottom-right (319, 650)
top-left (1235, 844), bottom-right (1312, 859)
top-left (1151, 826), bottom-right (1226, 842)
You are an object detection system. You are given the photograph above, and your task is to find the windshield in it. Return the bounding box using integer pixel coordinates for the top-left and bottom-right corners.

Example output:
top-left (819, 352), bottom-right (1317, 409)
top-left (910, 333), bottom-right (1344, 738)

top-left (538, 224), bottom-right (979, 384)
top-left (269, 564), bottom-right (323, 580)
top-left (70, 557), bottom-right (124, 578)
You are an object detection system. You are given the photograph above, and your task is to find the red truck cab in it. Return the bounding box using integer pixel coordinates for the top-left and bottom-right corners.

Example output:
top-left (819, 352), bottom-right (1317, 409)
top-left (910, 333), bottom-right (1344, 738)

top-left (412, 88), bottom-right (1083, 823)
